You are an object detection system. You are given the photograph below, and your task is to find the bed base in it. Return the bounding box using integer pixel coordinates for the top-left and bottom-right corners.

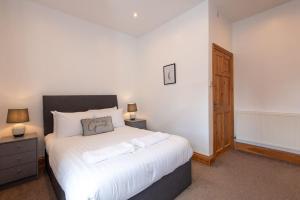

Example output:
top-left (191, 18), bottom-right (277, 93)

top-left (45, 151), bottom-right (191, 200)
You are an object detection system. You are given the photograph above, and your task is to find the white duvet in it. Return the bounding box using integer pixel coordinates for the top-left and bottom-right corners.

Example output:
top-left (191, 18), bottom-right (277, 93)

top-left (45, 126), bottom-right (193, 200)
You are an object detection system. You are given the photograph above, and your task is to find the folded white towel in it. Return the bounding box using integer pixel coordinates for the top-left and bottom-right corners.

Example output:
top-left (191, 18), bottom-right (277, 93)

top-left (82, 142), bottom-right (135, 164)
top-left (131, 132), bottom-right (170, 148)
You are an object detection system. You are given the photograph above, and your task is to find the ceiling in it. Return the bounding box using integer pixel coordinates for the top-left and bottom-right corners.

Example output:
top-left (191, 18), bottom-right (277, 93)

top-left (213, 0), bottom-right (291, 22)
top-left (30, 0), bottom-right (204, 36)
top-left (30, 0), bottom-right (291, 36)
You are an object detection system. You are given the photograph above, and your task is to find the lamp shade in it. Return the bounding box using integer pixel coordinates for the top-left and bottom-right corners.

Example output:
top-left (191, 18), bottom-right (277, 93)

top-left (127, 103), bottom-right (137, 112)
top-left (7, 109), bottom-right (29, 123)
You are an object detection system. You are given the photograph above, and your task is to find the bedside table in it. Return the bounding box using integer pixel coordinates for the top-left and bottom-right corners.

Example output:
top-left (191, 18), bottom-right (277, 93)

top-left (125, 119), bottom-right (147, 130)
top-left (0, 133), bottom-right (38, 187)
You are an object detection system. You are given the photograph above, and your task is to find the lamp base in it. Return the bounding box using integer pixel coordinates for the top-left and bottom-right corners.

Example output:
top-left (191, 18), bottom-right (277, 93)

top-left (12, 125), bottom-right (25, 137)
top-left (129, 113), bottom-right (136, 121)
top-left (13, 133), bottom-right (24, 137)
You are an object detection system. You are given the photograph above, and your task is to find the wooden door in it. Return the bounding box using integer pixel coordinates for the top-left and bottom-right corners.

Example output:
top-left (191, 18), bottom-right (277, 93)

top-left (212, 44), bottom-right (234, 156)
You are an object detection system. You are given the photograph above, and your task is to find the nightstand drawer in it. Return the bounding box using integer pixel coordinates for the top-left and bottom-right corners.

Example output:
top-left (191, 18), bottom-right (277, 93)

top-left (125, 119), bottom-right (147, 130)
top-left (0, 162), bottom-right (37, 185)
top-left (0, 139), bottom-right (36, 156)
top-left (132, 122), bottom-right (146, 129)
top-left (0, 151), bottom-right (36, 170)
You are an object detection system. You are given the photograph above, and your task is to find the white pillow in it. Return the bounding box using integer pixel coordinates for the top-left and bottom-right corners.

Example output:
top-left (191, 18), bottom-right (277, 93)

top-left (88, 108), bottom-right (125, 128)
top-left (88, 107), bottom-right (117, 113)
top-left (52, 111), bottom-right (93, 138)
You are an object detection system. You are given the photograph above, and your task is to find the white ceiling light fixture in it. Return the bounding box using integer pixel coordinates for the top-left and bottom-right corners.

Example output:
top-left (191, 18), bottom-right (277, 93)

top-left (133, 12), bottom-right (138, 18)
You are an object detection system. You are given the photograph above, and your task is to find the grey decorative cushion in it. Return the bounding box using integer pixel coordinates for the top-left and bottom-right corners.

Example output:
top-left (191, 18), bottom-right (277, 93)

top-left (81, 116), bottom-right (114, 136)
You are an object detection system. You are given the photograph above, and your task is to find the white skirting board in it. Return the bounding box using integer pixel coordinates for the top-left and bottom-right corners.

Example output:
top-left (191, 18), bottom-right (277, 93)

top-left (235, 111), bottom-right (300, 154)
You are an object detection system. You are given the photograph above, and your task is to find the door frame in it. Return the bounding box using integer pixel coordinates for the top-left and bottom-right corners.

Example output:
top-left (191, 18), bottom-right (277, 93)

top-left (212, 43), bottom-right (234, 157)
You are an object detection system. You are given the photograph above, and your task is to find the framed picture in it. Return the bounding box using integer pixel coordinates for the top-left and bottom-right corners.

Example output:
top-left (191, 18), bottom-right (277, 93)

top-left (163, 63), bottom-right (176, 85)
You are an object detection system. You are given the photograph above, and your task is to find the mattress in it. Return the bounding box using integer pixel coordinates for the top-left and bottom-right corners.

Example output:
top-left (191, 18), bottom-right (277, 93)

top-left (45, 126), bottom-right (193, 200)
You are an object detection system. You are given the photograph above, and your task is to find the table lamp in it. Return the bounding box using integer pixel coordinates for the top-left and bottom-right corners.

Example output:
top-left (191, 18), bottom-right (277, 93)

top-left (127, 103), bottom-right (137, 120)
top-left (6, 108), bottom-right (29, 137)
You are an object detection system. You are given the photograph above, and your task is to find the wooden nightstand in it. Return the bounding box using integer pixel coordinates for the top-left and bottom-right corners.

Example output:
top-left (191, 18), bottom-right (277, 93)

top-left (125, 119), bottom-right (147, 130)
top-left (0, 133), bottom-right (38, 188)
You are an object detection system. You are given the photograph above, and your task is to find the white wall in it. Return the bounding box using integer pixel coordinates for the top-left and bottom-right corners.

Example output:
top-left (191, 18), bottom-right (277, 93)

top-left (209, 0), bottom-right (232, 51)
top-left (136, 1), bottom-right (211, 155)
top-left (233, 0), bottom-right (300, 152)
top-left (0, 0), bottom-right (137, 155)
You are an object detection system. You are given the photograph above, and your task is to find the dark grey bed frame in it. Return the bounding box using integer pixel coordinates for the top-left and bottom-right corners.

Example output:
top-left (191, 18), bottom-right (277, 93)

top-left (43, 95), bottom-right (191, 200)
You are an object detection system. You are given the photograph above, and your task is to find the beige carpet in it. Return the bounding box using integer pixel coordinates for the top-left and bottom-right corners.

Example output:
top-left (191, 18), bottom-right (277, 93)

top-left (176, 150), bottom-right (300, 200)
top-left (1, 150), bottom-right (299, 200)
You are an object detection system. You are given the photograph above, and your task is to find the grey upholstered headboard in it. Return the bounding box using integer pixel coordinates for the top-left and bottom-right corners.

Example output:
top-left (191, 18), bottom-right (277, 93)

top-left (43, 95), bottom-right (118, 135)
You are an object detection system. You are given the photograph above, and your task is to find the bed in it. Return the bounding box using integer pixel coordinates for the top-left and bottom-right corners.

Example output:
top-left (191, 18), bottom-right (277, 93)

top-left (43, 95), bottom-right (192, 200)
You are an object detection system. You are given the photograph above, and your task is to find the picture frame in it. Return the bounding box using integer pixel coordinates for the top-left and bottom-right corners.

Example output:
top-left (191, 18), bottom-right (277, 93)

top-left (163, 63), bottom-right (176, 85)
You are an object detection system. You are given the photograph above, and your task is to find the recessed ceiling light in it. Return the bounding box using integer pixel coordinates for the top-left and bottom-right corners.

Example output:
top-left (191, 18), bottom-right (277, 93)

top-left (133, 12), bottom-right (138, 18)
